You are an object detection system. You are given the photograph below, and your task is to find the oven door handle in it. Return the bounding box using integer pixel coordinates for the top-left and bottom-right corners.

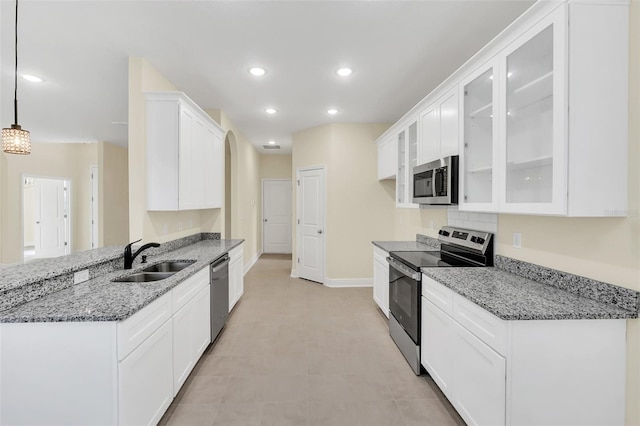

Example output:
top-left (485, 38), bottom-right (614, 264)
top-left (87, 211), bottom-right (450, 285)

top-left (387, 257), bottom-right (421, 281)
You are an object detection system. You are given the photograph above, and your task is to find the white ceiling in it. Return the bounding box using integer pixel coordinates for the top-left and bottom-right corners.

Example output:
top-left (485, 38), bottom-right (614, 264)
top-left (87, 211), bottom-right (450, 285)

top-left (1, 0), bottom-right (534, 154)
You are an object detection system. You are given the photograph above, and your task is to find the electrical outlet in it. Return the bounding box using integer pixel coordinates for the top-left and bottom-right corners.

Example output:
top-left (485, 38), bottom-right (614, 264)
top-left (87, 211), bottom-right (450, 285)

top-left (163, 224), bottom-right (168, 234)
top-left (74, 269), bottom-right (90, 284)
top-left (429, 220), bottom-right (435, 230)
top-left (178, 222), bottom-right (183, 231)
top-left (513, 233), bottom-right (522, 248)
top-left (188, 220), bottom-right (193, 228)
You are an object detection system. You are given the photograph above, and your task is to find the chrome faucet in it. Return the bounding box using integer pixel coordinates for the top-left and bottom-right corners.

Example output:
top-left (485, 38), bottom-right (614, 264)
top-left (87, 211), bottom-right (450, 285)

top-left (124, 239), bottom-right (161, 269)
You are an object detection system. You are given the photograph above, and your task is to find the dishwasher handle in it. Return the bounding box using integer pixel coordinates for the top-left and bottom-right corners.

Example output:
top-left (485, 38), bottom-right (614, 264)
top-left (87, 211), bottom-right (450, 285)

top-left (211, 254), bottom-right (230, 273)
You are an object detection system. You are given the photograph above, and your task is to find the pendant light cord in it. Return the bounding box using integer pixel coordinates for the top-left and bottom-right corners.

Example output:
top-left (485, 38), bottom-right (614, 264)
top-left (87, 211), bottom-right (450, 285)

top-left (13, 0), bottom-right (19, 125)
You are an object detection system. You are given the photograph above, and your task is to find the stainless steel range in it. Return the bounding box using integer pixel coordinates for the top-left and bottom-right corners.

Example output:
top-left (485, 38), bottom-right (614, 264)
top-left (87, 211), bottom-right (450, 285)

top-left (387, 226), bottom-right (494, 375)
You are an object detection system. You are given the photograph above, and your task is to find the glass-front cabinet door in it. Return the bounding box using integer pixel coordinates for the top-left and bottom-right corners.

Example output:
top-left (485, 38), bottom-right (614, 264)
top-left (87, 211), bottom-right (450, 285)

top-left (499, 7), bottom-right (566, 214)
top-left (396, 120), bottom-right (419, 207)
top-left (459, 59), bottom-right (499, 212)
top-left (396, 129), bottom-right (406, 204)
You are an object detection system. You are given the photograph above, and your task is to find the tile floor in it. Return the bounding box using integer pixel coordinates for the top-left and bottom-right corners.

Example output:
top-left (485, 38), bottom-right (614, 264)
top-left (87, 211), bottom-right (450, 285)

top-left (160, 254), bottom-right (465, 426)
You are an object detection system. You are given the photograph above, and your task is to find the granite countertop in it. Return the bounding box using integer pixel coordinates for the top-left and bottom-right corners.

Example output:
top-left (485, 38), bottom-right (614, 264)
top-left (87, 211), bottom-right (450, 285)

top-left (372, 241), bottom-right (437, 252)
top-left (0, 239), bottom-right (243, 323)
top-left (422, 267), bottom-right (637, 321)
top-left (0, 246), bottom-right (123, 294)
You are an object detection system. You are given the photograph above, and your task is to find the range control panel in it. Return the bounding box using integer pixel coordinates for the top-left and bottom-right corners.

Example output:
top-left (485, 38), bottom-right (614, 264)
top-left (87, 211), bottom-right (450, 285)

top-left (438, 226), bottom-right (492, 254)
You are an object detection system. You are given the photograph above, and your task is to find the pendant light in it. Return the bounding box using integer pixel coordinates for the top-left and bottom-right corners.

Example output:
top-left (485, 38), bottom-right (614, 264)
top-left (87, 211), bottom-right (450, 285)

top-left (2, 0), bottom-right (31, 155)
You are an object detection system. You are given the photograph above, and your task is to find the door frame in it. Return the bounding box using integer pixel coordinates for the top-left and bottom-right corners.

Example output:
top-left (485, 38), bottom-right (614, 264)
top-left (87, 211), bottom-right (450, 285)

top-left (21, 174), bottom-right (72, 261)
top-left (90, 165), bottom-right (99, 249)
top-left (261, 178), bottom-right (292, 254)
top-left (294, 165), bottom-right (326, 283)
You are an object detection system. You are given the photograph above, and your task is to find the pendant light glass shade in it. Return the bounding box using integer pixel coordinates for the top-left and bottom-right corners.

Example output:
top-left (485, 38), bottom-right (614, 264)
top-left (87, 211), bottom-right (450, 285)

top-left (2, 124), bottom-right (31, 154)
top-left (3, 0), bottom-right (31, 155)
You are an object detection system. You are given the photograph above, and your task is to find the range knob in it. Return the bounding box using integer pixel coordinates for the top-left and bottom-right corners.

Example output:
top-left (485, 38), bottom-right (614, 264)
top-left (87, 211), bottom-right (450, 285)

top-left (470, 236), bottom-right (478, 243)
top-left (440, 230), bottom-right (450, 237)
top-left (476, 237), bottom-right (485, 245)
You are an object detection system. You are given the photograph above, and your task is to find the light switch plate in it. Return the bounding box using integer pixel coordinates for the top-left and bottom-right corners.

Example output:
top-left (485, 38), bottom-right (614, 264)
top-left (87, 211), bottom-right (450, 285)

top-left (513, 233), bottom-right (522, 248)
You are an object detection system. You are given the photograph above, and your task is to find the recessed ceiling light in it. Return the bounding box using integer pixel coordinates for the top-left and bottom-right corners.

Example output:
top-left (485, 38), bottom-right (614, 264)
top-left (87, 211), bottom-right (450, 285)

top-left (327, 109), bottom-right (338, 115)
top-left (265, 108), bottom-right (277, 114)
top-left (22, 74), bottom-right (44, 83)
top-left (249, 67), bottom-right (266, 76)
top-left (268, 140), bottom-right (276, 145)
top-left (336, 68), bottom-right (352, 77)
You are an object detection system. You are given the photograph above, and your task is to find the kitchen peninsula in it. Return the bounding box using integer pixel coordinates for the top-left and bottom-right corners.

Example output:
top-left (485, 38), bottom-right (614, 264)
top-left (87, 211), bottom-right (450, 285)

top-left (0, 233), bottom-right (243, 425)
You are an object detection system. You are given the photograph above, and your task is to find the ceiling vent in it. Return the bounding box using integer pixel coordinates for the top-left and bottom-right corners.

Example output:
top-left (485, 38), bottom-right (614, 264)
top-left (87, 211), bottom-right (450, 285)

top-left (262, 144), bottom-right (281, 150)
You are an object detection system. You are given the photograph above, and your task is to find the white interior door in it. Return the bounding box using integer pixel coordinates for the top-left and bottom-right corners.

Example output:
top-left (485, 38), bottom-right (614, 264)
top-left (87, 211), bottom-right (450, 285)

top-left (90, 166), bottom-right (99, 249)
top-left (263, 179), bottom-right (292, 254)
top-left (33, 178), bottom-right (68, 259)
top-left (297, 167), bottom-right (325, 284)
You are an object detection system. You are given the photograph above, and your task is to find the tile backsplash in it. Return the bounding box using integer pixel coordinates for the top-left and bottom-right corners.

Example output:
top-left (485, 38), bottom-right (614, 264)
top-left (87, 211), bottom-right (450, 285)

top-left (447, 208), bottom-right (498, 234)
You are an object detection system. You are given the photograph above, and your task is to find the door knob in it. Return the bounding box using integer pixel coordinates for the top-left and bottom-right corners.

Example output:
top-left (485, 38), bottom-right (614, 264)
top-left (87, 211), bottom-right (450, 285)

top-left (264, 219), bottom-right (267, 222)
top-left (317, 229), bottom-right (323, 234)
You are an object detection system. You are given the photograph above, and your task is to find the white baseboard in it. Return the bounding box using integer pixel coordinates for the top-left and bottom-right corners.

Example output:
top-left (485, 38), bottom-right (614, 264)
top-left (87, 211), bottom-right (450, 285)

top-left (324, 277), bottom-right (373, 288)
top-left (290, 268), bottom-right (298, 278)
top-left (243, 250), bottom-right (261, 275)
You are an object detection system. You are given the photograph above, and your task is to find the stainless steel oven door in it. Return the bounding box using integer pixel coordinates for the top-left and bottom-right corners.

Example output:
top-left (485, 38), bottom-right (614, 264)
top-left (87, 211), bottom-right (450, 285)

top-left (388, 258), bottom-right (421, 344)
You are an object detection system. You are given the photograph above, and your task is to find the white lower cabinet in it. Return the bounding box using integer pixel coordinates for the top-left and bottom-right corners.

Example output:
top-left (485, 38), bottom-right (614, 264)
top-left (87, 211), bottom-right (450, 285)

top-left (420, 299), bottom-right (454, 397)
top-left (0, 265), bottom-right (216, 425)
top-left (119, 320), bottom-right (174, 426)
top-left (372, 246), bottom-right (389, 317)
top-left (229, 244), bottom-right (244, 311)
top-left (421, 276), bottom-right (626, 426)
top-left (173, 285), bottom-right (211, 394)
top-left (451, 319), bottom-right (505, 426)
top-left (422, 296), bottom-right (505, 426)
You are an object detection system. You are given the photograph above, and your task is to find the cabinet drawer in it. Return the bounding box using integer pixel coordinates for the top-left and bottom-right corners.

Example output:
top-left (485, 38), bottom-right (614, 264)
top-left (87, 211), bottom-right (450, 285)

top-left (172, 267), bottom-right (209, 314)
top-left (117, 292), bottom-right (172, 361)
top-left (452, 293), bottom-right (507, 356)
top-left (422, 276), bottom-right (454, 315)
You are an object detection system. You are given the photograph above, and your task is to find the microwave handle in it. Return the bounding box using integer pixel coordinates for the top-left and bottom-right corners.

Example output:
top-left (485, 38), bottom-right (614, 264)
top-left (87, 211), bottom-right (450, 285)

top-left (434, 169), bottom-right (444, 194)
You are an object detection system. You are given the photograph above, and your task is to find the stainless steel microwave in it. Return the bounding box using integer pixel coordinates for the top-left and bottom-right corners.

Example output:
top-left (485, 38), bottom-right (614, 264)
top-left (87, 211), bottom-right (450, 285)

top-left (412, 156), bottom-right (459, 205)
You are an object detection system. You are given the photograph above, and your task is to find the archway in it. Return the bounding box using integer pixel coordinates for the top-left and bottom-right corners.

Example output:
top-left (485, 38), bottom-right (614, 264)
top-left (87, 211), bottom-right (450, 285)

top-left (224, 131), bottom-right (237, 239)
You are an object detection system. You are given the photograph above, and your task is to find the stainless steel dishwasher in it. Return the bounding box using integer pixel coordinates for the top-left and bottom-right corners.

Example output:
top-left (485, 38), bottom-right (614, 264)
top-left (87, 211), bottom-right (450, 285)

top-left (210, 254), bottom-right (229, 343)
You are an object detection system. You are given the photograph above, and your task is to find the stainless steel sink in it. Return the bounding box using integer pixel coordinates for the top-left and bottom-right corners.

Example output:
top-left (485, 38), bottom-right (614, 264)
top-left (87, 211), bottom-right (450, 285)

top-left (112, 272), bottom-right (176, 283)
top-left (141, 260), bottom-right (196, 273)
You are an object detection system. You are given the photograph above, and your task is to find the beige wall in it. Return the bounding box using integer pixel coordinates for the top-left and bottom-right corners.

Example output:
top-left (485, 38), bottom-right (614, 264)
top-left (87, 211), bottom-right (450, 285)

top-left (127, 57), bottom-right (221, 246)
top-left (292, 123), bottom-right (392, 279)
top-left (100, 142), bottom-right (130, 246)
top-left (0, 142), bottom-right (99, 263)
top-left (260, 154), bottom-right (292, 180)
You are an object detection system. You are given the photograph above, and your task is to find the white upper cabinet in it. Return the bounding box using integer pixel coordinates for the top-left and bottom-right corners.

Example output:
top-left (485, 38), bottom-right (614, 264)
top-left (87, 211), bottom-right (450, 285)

top-left (380, 0), bottom-right (629, 217)
top-left (418, 87), bottom-right (459, 165)
top-left (377, 135), bottom-right (397, 180)
top-left (459, 60), bottom-right (500, 212)
top-left (498, 10), bottom-right (567, 215)
top-left (146, 92), bottom-right (224, 211)
top-left (495, 2), bottom-right (628, 216)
